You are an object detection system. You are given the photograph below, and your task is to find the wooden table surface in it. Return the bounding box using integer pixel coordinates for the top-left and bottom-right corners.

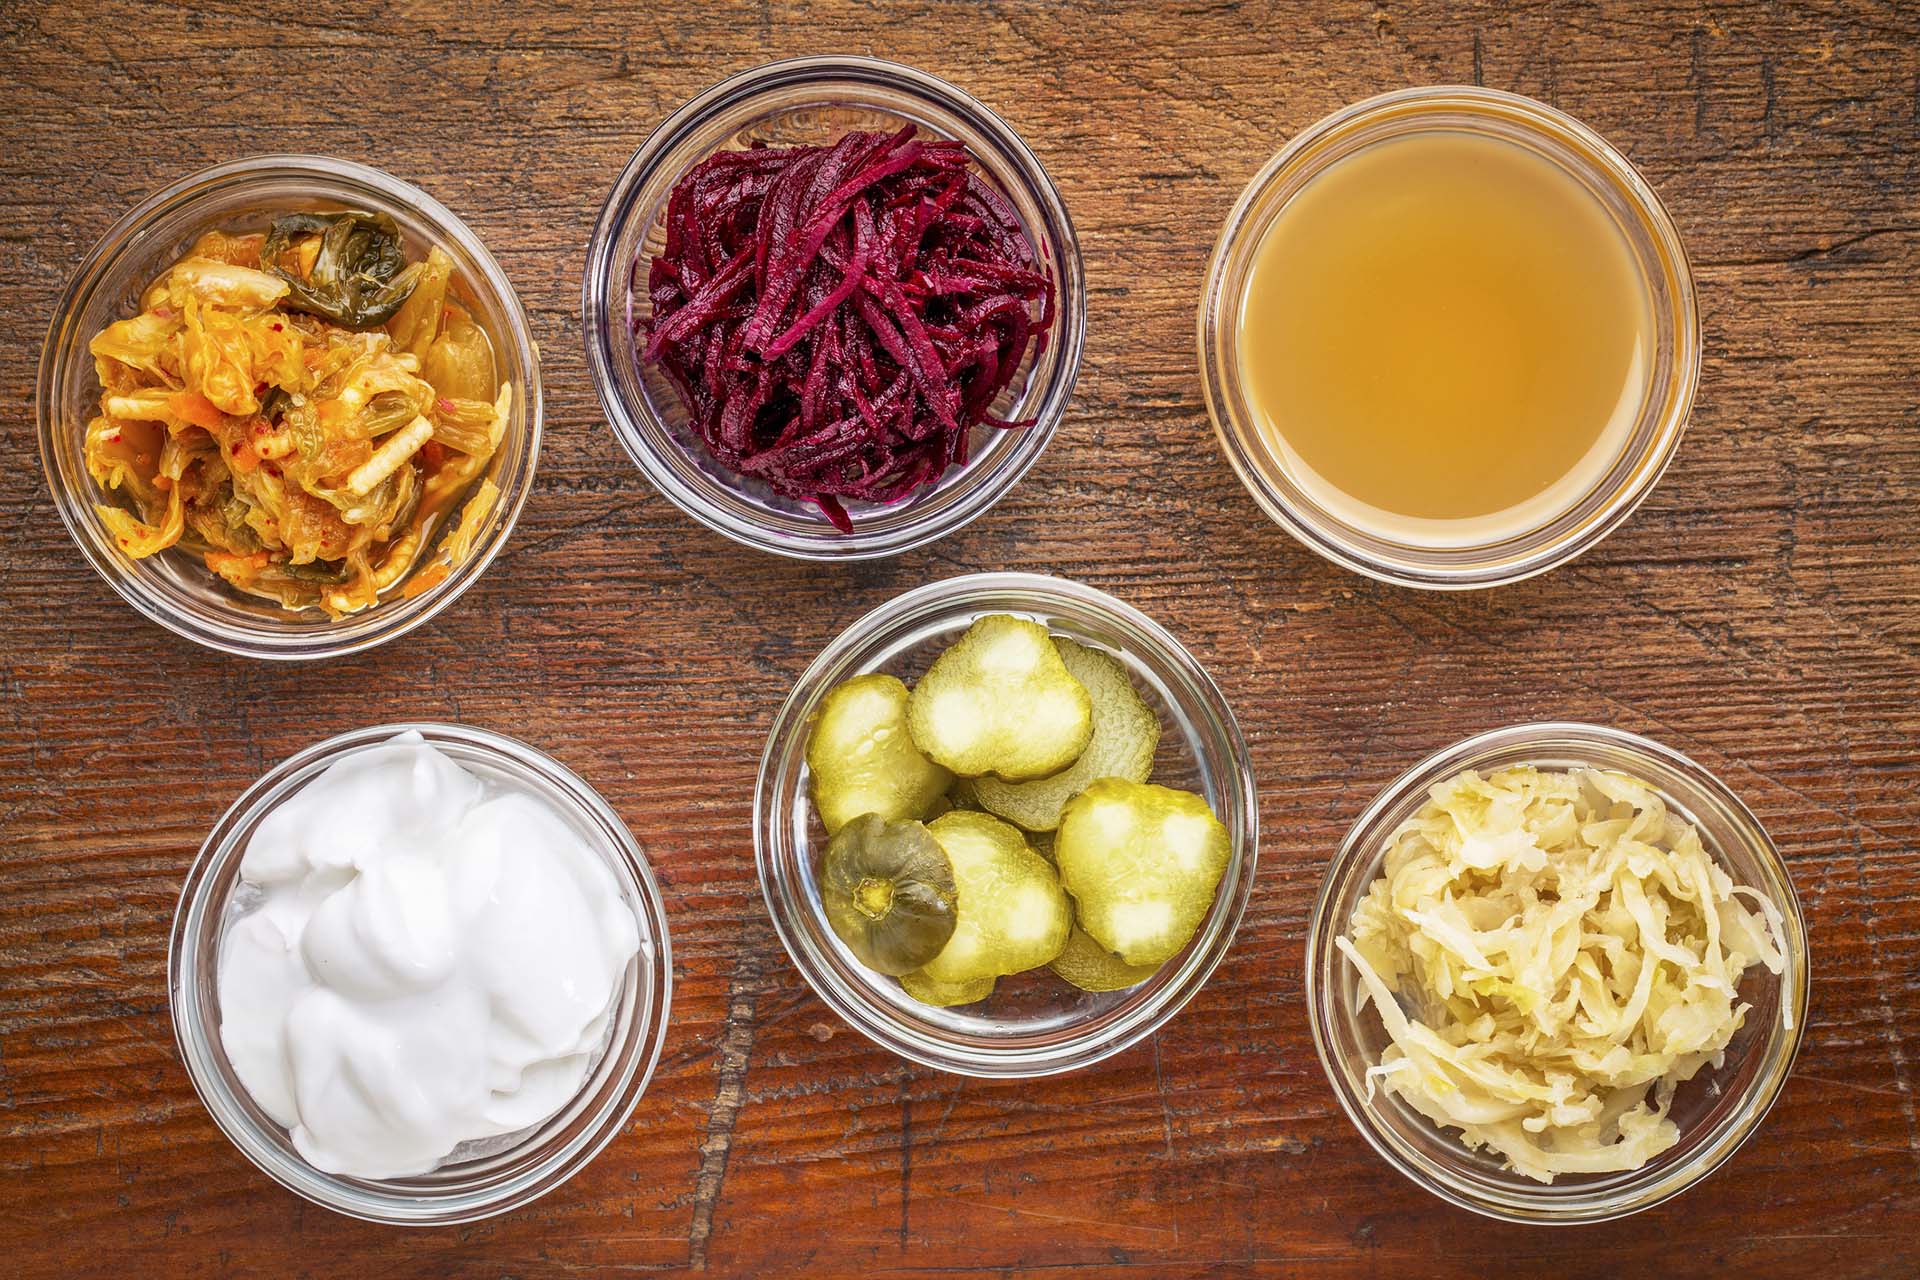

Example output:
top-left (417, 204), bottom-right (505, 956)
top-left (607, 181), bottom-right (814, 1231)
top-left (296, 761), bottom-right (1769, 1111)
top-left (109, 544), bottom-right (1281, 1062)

top-left (3, 2), bottom-right (1917, 1276)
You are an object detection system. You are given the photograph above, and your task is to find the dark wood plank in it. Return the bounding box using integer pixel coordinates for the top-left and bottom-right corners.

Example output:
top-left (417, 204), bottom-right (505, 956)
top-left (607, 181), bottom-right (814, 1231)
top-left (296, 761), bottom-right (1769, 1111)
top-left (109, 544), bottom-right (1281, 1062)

top-left (0, 1), bottom-right (1915, 1276)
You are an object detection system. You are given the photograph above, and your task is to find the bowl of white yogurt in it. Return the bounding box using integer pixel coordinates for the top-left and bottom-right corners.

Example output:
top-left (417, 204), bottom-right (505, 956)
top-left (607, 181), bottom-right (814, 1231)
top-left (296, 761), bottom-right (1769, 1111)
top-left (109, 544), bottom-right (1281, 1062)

top-left (169, 723), bottom-right (673, 1224)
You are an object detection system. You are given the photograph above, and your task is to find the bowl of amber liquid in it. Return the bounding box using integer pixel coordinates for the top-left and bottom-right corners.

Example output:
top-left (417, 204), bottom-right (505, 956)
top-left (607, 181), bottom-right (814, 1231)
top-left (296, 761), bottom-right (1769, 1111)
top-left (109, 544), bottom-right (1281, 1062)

top-left (1200, 87), bottom-right (1698, 589)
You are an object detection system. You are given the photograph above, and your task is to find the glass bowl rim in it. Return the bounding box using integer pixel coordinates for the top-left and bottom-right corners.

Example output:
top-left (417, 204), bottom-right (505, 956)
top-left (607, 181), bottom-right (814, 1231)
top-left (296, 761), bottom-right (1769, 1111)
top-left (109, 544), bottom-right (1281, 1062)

top-left (754, 570), bottom-right (1260, 1076)
top-left (167, 720), bottom-right (673, 1225)
top-left (581, 54), bottom-right (1086, 561)
top-left (1304, 720), bottom-right (1810, 1223)
top-left (1198, 85), bottom-right (1700, 590)
top-left (37, 152), bottom-right (544, 660)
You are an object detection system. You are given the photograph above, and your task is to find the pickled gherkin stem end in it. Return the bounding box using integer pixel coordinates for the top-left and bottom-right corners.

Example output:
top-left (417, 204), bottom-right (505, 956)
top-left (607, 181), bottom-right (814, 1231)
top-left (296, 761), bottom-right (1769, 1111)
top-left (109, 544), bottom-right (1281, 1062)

top-left (854, 876), bottom-right (895, 921)
top-left (821, 815), bottom-right (958, 975)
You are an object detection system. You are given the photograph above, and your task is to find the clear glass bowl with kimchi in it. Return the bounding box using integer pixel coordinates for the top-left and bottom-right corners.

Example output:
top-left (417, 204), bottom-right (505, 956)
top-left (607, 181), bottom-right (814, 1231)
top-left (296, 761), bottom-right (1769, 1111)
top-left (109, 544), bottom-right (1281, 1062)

top-left (38, 156), bottom-right (542, 658)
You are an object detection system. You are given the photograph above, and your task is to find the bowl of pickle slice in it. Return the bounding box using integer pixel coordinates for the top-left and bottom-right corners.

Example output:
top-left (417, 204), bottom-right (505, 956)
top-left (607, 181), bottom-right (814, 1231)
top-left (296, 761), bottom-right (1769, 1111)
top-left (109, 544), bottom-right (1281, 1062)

top-left (755, 572), bottom-right (1259, 1077)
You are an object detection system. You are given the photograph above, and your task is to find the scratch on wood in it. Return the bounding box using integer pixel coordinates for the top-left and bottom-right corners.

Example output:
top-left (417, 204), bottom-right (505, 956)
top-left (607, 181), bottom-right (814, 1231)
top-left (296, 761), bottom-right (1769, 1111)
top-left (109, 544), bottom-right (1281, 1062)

top-left (1796, 1074), bottom-right (1913, 1100)
top-left (1471, 32), bottom-right (1483, 87)
top-left (898, 1077), bottom-right (913, 1251)
top-left (687, 952), bottom-right (765, 1269)
top-left (1151, 1036), bottom-right (1174, 1158)
top-left (935, 1193), bottom-right (1184, 1241)
top-left (1837, 734), bottom-right (1920, 1165)
top-left (1689, 28), bottom-right (1713, 138)
top-left (925, 1078), bottom-right (966, 1147)
top-left (1788, 226), bottom-right (1920, 264)
top-left (1761, 55), bottom-right (1779, 147)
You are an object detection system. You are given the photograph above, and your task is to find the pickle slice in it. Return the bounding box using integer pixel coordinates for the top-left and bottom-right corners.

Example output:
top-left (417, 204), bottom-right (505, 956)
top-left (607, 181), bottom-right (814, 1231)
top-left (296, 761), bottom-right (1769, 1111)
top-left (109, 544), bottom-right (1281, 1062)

top-left (919, 811), bottom-right (1072, 984)
top-left (807, 673), bottom-right (953, 836)
top-left (821, 815), bottom-right (957, 976)
top-left (1049, 925), bottom-right (1162, 992)
top-left (900, 969), bottom-right (995, 1008)
top-left (1054, 778), bottom-right (1230, 967)
top-left (907, 615), bottom-right (1093, 782)
top-left (973, 639), bottom-right (1161, 831)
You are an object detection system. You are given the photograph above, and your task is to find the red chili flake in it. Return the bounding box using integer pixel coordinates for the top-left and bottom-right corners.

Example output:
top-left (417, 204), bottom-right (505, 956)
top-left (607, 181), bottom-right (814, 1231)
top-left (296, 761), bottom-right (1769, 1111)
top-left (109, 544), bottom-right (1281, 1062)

top-left (641, 126), bottom-right (1055, 532)
top-left (436, 398), bottom-right (456, 413)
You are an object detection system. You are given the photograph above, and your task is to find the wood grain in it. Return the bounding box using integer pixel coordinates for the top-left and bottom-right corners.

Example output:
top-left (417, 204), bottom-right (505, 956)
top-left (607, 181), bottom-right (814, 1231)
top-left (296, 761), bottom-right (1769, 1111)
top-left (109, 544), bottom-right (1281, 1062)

top-left (2, 2), bottom-right (1916, 1276)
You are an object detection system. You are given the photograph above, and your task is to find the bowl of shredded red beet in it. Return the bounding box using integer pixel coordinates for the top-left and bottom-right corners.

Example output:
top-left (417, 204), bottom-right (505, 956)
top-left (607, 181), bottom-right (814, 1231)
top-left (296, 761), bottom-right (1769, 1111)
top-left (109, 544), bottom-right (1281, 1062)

top-left (584, 56), bottom-right (1084, 559)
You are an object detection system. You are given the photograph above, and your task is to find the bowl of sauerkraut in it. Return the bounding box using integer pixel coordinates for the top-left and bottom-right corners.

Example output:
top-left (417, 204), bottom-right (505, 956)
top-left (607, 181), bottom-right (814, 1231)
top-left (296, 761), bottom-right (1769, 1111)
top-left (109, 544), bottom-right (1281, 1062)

top-left (1306, 723), bottom-right (1807, 1223)
top-left (38, 156), bottom-right (542, 659)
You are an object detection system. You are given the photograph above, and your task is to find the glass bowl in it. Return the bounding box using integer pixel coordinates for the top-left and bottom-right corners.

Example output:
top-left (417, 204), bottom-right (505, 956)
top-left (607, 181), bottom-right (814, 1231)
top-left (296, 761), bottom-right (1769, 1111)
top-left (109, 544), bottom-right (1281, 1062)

top-left (756, 572), bottom-right (1258, 1076)
top-left (38, 155), bottom-right (544, 659)
top-left (169, 723), bottom-right (672, 1225)
top-left (584, 56), bottom-right (1085, 560)
top-left (1200, 87), bottom-right (1698, 589)
top-left (1306, 722), bottom-right (1809, 1223)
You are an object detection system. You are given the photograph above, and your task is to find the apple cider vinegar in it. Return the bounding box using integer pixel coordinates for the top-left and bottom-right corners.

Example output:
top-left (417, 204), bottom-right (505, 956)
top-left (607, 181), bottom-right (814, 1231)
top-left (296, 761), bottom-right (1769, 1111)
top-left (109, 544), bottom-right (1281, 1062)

top-left (1235, 129), bottom-right (1652, 545)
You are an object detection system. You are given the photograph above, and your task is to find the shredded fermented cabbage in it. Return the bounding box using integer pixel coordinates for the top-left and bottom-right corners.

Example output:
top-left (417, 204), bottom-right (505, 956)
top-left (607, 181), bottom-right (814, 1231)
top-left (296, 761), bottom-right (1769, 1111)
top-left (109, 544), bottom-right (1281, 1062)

top-left (82, 219), bottom-right (510, 615)
top-left (1338, 766), bottom-right (1788, 1183)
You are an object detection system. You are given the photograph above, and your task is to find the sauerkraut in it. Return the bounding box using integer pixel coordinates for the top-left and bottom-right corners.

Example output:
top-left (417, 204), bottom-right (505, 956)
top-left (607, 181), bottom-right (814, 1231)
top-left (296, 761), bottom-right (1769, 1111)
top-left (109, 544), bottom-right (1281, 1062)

top-left (82, 213), bottom-right (510, 615)
top-left (1338, 765), bottom-right (1788, 1183)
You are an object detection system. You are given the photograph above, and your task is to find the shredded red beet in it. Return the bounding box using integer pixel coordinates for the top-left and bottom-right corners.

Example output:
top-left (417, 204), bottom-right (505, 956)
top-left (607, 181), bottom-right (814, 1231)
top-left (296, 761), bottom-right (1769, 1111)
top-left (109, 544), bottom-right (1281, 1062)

top-left (641, 126), bottom-right (1056, 532)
